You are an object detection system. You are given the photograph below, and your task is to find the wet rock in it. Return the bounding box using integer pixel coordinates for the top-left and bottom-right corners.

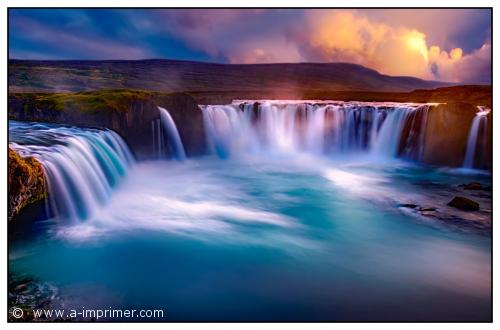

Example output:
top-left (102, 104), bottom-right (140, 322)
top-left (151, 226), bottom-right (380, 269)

top-left (398, 203), bottom-right (417, 208)
top-left (13, 283), bottom-right (28, 293)
top-left (8, 273), bottom-right (74, 322)
top-left (447, 196), bottom-right (479, 211)
top-left (472, 192), bottom-right (492, 199)
top-left (8, 148), bottom-right (46, 220)
top-left (419, 207), bottom-right (437, 212)
top-left (422, 102), bottom-right (483, 167)
top-left (459, 182), bottom-right (490, 191)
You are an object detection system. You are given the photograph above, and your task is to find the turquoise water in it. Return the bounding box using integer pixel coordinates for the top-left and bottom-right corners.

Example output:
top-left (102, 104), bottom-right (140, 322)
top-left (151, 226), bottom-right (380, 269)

top-left (9, 154), bottom-right (491, 321)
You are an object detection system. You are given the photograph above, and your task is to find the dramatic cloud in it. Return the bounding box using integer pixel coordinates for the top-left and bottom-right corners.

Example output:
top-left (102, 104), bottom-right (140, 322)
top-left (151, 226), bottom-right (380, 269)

top-left (9, 8), bottom-right (491, 83)
top-left (228, 38), bottom-right (302, 64)
top-left (283, 10), bottom-right (491, 82)
top-left (9, 11), bottom-right (153, 60)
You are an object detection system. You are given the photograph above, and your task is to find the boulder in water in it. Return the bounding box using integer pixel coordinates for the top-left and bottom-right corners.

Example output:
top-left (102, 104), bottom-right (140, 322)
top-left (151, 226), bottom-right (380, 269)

top-left (447, 196), bottom-right (479, 211)
top-left (398, 203), bottom-right (417, 208)
top-left (459, 182), bottom-right (490, 191)
top-left (419, 207), bottom-right (437, 212)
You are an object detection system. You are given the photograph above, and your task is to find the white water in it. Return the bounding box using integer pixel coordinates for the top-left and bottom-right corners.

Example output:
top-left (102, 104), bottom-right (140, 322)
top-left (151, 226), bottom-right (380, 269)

top-left (9, 122), bottom-right (134, 222)
top-left (10, 154), bottom-right (492, 321)
top-left (463, 107), bottom-right (490, 169)
top-left (158, 106), bottom-right (187, 160)
top-left (8, 106), bottom-right (491, 320)
top-left (202, 101), bottom-right (430, 160)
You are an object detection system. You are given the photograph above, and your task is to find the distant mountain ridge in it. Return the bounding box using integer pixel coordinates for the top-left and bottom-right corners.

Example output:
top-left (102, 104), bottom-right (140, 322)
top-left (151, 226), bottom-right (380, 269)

top-left (9, 59), bottom-right (454, 93)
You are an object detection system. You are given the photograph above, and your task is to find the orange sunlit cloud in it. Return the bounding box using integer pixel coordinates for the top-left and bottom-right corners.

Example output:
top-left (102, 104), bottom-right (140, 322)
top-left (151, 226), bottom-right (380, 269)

top-left (10, 9), bottom-right (491, 83)
top-left (226, 10), bottom-right (490, 83)
top-left (293, 10), bottom-right (489, 82)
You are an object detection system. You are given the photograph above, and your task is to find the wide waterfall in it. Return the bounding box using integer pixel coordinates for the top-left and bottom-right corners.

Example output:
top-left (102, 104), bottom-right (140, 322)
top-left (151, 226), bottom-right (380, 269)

top-left (9, 121), bottom-right (135, 222)
top-left (8, 104), bottom-right (492, 321)
top-left (463, 107), bottom-right (491, 169)
top-left (202, 101), bottom-right (430, 160)
top-left (155, 106), bottom-right (187, 160)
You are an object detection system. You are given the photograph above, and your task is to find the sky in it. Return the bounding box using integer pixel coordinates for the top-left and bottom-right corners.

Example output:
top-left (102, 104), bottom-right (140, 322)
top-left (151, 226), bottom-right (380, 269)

top-left (9, 8), bottom-right (491, 83)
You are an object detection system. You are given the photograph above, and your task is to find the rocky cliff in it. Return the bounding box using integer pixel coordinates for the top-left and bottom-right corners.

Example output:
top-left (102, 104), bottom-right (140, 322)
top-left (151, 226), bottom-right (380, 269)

top-left (8, 148), bottom-right (46, 221)
top-left (422, 102), bottom-right (491, 169)
top-left (8, 90), bottom-right (207, 159)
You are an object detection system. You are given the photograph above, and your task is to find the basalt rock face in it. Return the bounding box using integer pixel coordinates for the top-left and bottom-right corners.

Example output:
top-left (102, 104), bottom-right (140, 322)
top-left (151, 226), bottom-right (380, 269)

top-left (8, 148), bottom-right (46, 221)
top-left (154, 93), bottom-right (207, 157)
top-left (9, 91), bottom-right (492, 168)
top-left (8, 91), bottom-right (207, 160)
top-left (477, 111), bottom-right (492, 170)
top-left (105, 93), bottom-right (206, 159)
top-left (422, 102), bottom-right (484, 168)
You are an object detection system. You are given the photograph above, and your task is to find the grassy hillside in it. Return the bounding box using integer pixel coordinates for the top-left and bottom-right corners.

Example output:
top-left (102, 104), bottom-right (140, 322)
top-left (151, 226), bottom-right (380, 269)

top-left (9, 59), bottom-right (454, 94)
top-left (9, 85), bottom-right (491, 113)
top-left (9, 89), bottom-right (158, 115)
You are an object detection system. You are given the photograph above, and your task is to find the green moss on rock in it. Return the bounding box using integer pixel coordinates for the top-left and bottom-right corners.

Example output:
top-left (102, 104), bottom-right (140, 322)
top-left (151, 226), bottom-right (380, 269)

top-left (12, 89), bottom-right (156, 115)
top-left (8, 148), bottom-right (46, 220)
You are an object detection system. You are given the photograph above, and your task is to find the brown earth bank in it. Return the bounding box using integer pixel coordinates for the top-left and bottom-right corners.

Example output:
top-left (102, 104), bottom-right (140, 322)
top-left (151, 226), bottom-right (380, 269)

top-left (8, 148), bottom-right (46, 221)
top-left (190, 85), bottom-right (491, 108)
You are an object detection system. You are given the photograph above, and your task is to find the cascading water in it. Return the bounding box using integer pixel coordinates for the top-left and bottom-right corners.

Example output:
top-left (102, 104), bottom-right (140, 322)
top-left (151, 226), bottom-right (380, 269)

top-left (202, 101), bottom-right (430, 160)
top-left (157, 106), bottom-right (187, 160)
top-left (9, 121), bottom-right (134, 222)
top-left (370, 107), bottom-right (414, 157)
top-left (397, 106), bottom-right (430, 160)
top-left (8, 103), bottom-right (492, 321)
top-left (463, 107), bottom-right (491, 169)
top-left (151, 118), bottom-right (164, 158)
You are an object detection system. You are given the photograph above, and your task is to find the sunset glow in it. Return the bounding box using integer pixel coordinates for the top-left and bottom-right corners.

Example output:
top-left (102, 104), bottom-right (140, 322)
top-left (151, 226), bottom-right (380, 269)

top-left (9, 8), bottom-right (491, 83)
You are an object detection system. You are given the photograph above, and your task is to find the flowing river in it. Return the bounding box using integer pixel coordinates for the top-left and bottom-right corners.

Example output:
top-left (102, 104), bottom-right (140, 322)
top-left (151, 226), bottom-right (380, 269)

top-left (8, 101), bottom-right (491, 321)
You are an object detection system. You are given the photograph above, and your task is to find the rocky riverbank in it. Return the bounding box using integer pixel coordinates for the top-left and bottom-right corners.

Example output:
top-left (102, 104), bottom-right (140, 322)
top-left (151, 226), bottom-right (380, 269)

top-left (398, 180), bottom-right (491, 235)
top-left (8, 148), bottom-right (46, 221)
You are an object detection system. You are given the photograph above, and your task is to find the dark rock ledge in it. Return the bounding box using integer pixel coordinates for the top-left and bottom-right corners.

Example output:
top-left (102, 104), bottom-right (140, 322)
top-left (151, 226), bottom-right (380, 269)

top-left (8, 90), bottom-right (207, 160)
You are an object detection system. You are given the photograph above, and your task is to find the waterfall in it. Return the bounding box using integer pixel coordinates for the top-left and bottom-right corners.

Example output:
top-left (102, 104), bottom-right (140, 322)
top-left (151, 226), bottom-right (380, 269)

top-left (370, 107), bottom-right (414, 157)
top-left (152, 118), bottom-right (164, 159)
top-left (463, 107), bottom-right (491, 169)
top-left (202, 101), bottom-right (430, 159)
top-left (157, 107), bottom-right (187, 160)
top-left (397, 106), bottom-right (430, 160)
top-left (9, 122), bottom-right (134, 222)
